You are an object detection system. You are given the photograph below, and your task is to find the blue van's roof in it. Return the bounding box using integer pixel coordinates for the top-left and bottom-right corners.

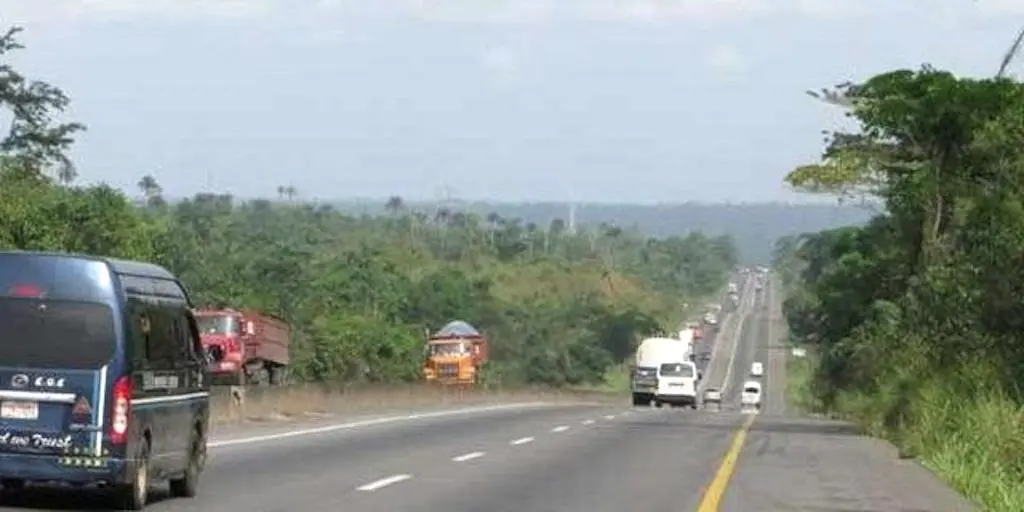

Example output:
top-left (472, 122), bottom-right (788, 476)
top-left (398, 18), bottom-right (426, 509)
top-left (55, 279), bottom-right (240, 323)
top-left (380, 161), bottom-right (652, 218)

top-left (0, 250), bottom-right (177, 280)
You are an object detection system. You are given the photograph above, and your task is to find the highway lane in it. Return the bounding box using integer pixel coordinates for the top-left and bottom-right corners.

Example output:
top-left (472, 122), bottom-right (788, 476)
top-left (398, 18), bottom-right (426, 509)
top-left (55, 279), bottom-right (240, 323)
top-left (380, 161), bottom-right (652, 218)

top-left (720, 277), bottom-right (979, 512)
top-left (0, 283), bottom-right (760, 511)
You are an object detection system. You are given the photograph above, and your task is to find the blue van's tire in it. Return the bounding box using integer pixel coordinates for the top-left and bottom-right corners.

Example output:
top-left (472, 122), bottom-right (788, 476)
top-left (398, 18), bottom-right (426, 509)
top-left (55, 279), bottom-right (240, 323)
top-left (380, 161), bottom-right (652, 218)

top-left (169, 428), bottom-right (204, 498)
top-left (0, 478), bottom-right (25, 504)
top-left (116, 441), bottom-right (150, 510)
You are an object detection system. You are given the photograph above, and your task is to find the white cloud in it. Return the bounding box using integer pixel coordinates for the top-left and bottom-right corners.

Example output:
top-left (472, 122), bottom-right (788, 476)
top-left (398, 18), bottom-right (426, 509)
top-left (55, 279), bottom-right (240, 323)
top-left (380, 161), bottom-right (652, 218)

top-left (705, 44), bottom-right (746, 74)
top-left (0, 0), bottom-right (950, 26)
top-left (973, 0), bottom-right (1024, 14)
top-left (480, 45), bottom-right (520, 86)
top-left (1, 0), bottom-right (276, 24)
top-left (585, 0), bottom-right (770, 23)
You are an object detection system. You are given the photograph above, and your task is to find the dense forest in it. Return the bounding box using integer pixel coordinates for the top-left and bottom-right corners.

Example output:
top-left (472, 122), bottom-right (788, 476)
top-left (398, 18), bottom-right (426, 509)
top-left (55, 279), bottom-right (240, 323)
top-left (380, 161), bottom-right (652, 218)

top-left (774, 65), bottom-right (1024, 509)
top-left (284, 199), bottom-right (871, 266)
top-left (0, 26), bottom-right (737, 388)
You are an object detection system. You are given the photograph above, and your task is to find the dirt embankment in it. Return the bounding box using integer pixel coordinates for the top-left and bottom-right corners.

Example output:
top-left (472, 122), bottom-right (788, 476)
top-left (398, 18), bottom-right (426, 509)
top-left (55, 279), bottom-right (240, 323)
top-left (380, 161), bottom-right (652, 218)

top-left (209, 384), bottom-right (625, 429)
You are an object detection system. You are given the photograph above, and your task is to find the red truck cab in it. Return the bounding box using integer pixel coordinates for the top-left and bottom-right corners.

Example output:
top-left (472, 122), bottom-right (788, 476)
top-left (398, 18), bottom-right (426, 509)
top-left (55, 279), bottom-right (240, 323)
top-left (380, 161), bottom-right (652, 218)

top-left (194, 308), bottom-right (291, 386)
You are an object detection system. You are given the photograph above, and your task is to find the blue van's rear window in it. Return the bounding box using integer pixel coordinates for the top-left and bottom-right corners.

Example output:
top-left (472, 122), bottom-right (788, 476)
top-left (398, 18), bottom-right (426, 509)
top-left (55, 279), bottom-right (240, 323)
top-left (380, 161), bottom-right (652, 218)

top-left (0, 254), bottom-right (117, 369)
top-left (0, 254), bottom-right (114, 302)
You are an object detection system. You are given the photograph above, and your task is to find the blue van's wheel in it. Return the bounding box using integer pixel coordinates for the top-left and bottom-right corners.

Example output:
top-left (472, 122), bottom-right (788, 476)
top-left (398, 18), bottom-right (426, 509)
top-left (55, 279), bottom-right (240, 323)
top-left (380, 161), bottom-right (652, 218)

top-left (117, 441), bottom-right (150, 510)
top-left (0, 478), bottom-right (25, 503)
top-left (169, 428), bottom-right (204, 498)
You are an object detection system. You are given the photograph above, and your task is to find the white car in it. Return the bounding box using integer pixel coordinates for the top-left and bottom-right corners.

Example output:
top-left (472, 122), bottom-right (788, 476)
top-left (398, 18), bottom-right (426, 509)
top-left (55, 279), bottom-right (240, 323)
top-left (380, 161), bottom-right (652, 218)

top-left (703, 388), bottom-right (722, 403)
top-left (750, 361), bottom-right (764, 377)
top-left (740, 380), bottom-right (762, 409)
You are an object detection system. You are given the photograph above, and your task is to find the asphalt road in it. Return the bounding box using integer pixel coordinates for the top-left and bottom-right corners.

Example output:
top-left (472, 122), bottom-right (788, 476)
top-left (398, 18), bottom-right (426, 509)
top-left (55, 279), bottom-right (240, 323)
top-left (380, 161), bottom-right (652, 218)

top-left (0, 277), bottom-right (979, 511)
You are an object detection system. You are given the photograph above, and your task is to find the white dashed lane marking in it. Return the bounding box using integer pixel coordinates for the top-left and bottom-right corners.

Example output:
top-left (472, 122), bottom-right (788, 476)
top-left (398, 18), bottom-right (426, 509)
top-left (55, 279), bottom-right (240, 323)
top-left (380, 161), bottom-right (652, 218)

top-left (510, 436), bottom-right (535, 445)
top-left (551, 425), bottom-right (570, 433)
top-left (357, 474), bottom-right (412, 491)
top-left (581, 419), bottom-right (595, 425)
top-left (452, 451), bottom-right (486, 462)
top-left (603, 415), bottom-right (615, 420)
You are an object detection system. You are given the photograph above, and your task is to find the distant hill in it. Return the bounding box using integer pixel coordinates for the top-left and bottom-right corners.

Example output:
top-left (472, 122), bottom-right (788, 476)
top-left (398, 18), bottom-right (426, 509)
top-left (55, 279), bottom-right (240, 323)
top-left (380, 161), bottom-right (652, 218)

top-left (321, 199), bottom-right (874, 264)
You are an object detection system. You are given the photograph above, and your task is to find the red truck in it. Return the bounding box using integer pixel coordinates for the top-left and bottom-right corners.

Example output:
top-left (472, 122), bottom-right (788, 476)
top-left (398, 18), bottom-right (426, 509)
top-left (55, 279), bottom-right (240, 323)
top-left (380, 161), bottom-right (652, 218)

top-left (194, 308), bottom-right (291, 386)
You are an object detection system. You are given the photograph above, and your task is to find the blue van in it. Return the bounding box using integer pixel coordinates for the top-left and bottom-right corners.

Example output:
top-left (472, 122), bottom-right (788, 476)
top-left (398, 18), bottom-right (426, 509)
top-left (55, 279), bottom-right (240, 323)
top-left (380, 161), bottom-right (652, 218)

top-left (0, 251), bottom-right (210, 509)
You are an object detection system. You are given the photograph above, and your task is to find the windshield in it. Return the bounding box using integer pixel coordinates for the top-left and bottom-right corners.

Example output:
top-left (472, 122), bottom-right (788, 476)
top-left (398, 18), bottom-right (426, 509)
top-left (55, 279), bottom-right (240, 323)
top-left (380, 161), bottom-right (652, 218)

top-left (429, 342), bottom-right (466, 356)
top-left (0, 300), bottom-right (116, 369)
top-left (196, 315), bottom-right (239, 335)
top-left (659, 363), bottom-right (694, 377)
top-left (744, 387), bottom-right (760, 394)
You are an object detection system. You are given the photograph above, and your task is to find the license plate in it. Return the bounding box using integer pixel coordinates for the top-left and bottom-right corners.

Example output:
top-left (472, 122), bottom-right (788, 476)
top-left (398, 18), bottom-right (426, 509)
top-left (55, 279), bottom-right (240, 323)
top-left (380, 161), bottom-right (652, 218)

top-left (1, 400), bottom-right (38, 420)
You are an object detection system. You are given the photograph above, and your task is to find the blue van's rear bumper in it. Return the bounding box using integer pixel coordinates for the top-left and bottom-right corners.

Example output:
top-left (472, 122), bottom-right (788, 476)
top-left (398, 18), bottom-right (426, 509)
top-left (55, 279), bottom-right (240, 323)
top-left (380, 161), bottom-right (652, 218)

top-left (0, 453), bottom-right (131, 485)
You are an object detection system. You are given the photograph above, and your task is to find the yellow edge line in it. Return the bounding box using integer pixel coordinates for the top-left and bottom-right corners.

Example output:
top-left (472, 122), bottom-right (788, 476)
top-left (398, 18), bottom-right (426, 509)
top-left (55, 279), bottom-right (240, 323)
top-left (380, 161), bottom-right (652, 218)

top-left (696, 413), bottom-right (757, 512)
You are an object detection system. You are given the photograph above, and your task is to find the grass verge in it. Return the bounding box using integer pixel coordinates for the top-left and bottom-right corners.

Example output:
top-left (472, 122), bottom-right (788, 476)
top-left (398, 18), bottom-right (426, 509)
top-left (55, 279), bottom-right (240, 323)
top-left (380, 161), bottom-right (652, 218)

top-left (792, 352), bottom-right (1024, 511)
top-left (834, 381), bottom-right (1024, 512)
top-left (784, 345), bottom-right (822, 415)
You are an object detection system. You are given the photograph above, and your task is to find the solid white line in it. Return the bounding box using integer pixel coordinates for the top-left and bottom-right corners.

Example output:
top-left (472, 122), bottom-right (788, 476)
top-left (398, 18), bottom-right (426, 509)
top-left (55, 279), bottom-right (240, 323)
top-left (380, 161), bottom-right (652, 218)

top-left (357, 474), bottom-right (412, 491)
top-left (581, 419), bottom-right (595, 425)
top-left (551, 425), bottom-right (570, 432)
top-left (510, 436), bottom-right (534, 445)
top-left (208, 402), bottom-right (549, 448)
top-left (603, 415), bottom-right (615, 420)
top-left (452, 451), bottom-right (485, 462)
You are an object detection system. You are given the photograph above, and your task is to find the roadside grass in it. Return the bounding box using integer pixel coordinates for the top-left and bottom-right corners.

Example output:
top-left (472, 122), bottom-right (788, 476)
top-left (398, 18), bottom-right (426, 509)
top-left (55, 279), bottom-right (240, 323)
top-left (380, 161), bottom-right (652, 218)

top-left (784, 343), bottom-right (823, 415)
top-left (793, 353), bottom-right (1024, 512)
top-left (572, 363), bottom-right (631, 395)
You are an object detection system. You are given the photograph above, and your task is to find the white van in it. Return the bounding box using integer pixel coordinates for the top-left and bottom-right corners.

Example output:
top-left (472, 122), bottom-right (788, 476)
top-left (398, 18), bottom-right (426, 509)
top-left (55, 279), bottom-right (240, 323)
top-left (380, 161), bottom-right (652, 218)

top-left (750, 361), bottom-right (764, 377)
top-left (631, 337), bottom-right (700, 409)
top-left (740, 380), bottom-right (762, 409)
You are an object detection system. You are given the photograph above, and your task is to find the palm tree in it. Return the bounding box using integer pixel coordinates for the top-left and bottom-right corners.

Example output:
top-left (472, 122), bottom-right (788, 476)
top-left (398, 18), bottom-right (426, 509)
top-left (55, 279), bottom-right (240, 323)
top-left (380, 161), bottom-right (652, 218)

top-left (385, 195), bottom-right (405, 215)
top-left (137, 174), bottom-right (161, 200)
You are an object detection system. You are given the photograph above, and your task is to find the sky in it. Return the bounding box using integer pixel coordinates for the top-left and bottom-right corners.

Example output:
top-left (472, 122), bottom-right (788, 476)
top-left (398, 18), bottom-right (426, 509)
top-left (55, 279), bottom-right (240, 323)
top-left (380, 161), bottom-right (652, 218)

top-left (1, 0), bottom-right (1022, 204)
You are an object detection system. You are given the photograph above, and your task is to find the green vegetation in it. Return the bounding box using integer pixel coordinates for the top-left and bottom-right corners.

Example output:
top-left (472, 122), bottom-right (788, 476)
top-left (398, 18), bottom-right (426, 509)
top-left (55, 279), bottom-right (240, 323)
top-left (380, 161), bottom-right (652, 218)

top-left (775, 65), bottom-right (1024, 510)
top-left (0, 25), bottom-right (737, 389)
top-left (320, 200), bottom-right (873, 266)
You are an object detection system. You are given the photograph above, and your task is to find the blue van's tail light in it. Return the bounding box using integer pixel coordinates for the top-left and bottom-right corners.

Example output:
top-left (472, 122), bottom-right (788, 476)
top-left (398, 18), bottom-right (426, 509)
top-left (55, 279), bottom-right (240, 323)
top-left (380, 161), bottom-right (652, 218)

top-left (109, 376), bottom-right (131, 444)
top-left (8, 284), bottom-right (43, 297)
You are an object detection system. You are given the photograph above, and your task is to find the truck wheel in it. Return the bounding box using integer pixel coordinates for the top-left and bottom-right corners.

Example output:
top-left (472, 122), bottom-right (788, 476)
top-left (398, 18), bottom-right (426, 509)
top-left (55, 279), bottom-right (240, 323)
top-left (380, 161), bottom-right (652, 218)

top-left (631, 394), bottom-right (648, 407)
top-left (269, 366), bottom-right (288, 386)
top-left (655, 401), bottom-right (663, 409)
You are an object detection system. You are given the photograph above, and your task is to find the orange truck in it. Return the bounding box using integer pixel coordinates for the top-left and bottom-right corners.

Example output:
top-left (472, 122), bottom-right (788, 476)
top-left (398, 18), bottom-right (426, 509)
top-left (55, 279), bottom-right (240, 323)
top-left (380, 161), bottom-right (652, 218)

top-left (194, 308), bottom-right (291, 386)
top-left (423, 320), bottom-right (489, 385)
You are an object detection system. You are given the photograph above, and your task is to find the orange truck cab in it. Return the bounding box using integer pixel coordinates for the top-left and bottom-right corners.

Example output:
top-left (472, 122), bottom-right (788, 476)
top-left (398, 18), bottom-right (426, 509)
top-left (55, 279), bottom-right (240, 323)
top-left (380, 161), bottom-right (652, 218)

top-left (423, 320), bottom-right (488, 385)
top-left (193, 308), bottom-right (291, 386)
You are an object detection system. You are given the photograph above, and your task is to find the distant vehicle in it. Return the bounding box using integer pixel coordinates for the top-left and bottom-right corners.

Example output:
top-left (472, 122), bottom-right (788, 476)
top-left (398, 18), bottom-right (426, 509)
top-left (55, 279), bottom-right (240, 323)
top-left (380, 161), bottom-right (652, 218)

top-left (703, 388), bottom-right (722, 404)
top-left (0, 251), bottom-right (211, 509)
top-left (702, 312), bottom-right (718, 325)
top-left (750, 361), bottom-right (764, 377)
top-left (195, 308), bottom-right (291, 386)
top-left (631, 337), bottom-right (700, 409)
top-left (423, 320), bottom-right (489, 386)
top-left (741, 380), bottom-right (763, 409)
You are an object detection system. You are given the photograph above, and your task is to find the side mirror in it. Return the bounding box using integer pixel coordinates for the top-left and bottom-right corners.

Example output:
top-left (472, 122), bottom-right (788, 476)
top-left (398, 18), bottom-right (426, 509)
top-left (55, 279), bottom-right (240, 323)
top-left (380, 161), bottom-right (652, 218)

top-left (698, 372), bottom-right (703, 381)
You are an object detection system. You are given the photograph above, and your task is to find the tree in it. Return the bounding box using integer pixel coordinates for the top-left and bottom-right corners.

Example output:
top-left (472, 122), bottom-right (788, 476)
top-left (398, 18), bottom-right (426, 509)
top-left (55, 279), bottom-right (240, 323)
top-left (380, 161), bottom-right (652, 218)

top-left (0, 26), bottom-right (85, 183)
